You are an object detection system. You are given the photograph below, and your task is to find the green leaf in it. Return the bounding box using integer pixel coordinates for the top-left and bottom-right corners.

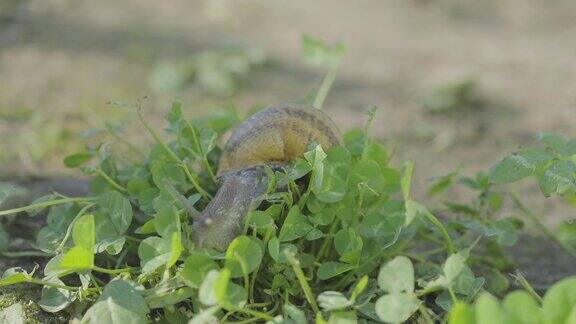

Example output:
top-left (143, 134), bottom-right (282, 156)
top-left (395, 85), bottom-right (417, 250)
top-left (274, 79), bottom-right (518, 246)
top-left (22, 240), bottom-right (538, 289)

top-left (428, 172), bottom-right (457, 197)
top-left (502, 290), bottom-right (542, 324)
top-left (485, 268), bottom-right (510, 295)
top-left (405, 199), bottom-right (428, 226)
top-left (444, 252), bottom-right (467, 283)
top-left (147, 287), bottom-right (194, 309)
top-left (167, 231), bottom-right (182, 268)
top-left (199, 270), bottom-right (220, 306)
top-left (301, 35), bottom-right (346, 65)
top-left (98, 192), bottom-right (133, 235)
top-left (181, 252), bottom-right (219, 288)
top-left (489, 150), bottom-right (552, 184)
top-left (150, 162), bottom-right (187, 189)
top-left (64, 152), bottom-right (94, 168)
top-left (60, 214), bottom-right (95, 270)
top-left (377, 256), bottom-right (415, 294)
top-left (453, 266), bottom-right (485, 297)
top-left (358, 209), bottom-right (404, 238)
top-left (81, 280), bottom-right (149, 324)
top-left (138, 236), bottom-right (171, 274)
top-left (93, 191), bottom-right (133, 254)
top-left (245, 210), bottom-right (274, 233)
top-left (225, 236), bottom-right (263, 278)
top-left (542, 277), bottom-right (576, 324)
top-left (279, 206), bottom-right (312, 242)
top-left (334, 228), bottom-right (363, 264)
top-left (153, 199), bottom-right (180, 239)
top-left (475, 293), bottom-right (505, 324)
top-left (284, 303), bottom-right (307, 324)
top-left (0, 303), bottom-right (24, 324)
top-left (401, 161), bottom-right (415, 200)
top-left (39, 278), bottom-right (75, 313)
top-left (0, 268), bottom-right (30, 287)
top-left (448, 302), bottom-right (476, 324)
top-left (375, 293), bottom-right (421, 323)
top-left (313, 162), bottom-right (347, 203)
top-left (485, 219), bottom-right (518, 246)
top-left (350, 160), bottom-right (386, 196)
top-left (36, 204), bottom-right (79, 253)
top-left (538, 132), bottom-right (567, 154)
top-left (214, 268), bottom-right (247, 309)
top-left (538, 160), bottom-right (576, 196)
top-left (317, 291), bottom-right (352, 311)
top-left (328, 311), bottom-right (357, 324)
top-left (350, 275), bottom-right (369, 303)
top-left (317, 262), bottom-right (355, 280)
top-left (0, 182), bottom-right (26, 206)
top-left (188, 306), bottom-right (219, 324)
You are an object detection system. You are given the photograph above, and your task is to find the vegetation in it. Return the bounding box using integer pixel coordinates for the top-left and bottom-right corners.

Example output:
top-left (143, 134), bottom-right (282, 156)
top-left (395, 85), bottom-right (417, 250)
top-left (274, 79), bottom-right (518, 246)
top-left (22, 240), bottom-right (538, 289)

top-left (0, 36), bottom-right (575, 323)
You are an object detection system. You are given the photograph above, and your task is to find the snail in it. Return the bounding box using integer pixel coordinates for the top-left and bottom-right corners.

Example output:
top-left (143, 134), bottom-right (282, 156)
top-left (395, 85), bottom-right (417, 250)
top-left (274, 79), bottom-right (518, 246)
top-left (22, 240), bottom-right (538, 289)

top-left (193, 105), bottom-right (342, 251)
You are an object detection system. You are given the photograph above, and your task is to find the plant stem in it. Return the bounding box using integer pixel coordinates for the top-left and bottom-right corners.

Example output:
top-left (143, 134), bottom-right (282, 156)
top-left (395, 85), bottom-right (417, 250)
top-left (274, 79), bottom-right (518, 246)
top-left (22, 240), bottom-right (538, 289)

top-left (137, 108), bottom-right (212, 200)
top-left (316, 220), bottom-right (339, 262)
top-left (511, 193), bottom-right (576, 259)
top-left (92, 265), bottom-right (135, 274)
top-left (422, 209), bottom-right (455, 255)
top-left (512, 270), bottom-right (543, 304)
top-left (313, 60), bottom-right (340, 109)
top-left (284, 251), bottom-right (320, 314)
top-left (448, 287), bottom-right (459, 304)
top-left (183, 118), bottom-right (218, 185)
top-left (418, 305), bottom-right (436, 324)
top-left (27, 279), bottom-right (99, 292)
top-left (1, 251), bottom-right (52, 258)
top-left (95, 168), bottom-right (127, 193)
top-left (0, 197), bottom-right (96, 217)
top-left (361, 106), bottom-right (377, 160)
top-left (237, 307), bottom-right (274, 321)
top-left (57, 203), bottom-right (95, 253)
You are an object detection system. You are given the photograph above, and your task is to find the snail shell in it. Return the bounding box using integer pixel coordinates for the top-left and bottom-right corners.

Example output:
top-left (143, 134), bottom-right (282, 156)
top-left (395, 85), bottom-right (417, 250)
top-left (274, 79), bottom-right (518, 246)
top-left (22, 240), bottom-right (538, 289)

top-left (218, 105), bottom-right (342, 176)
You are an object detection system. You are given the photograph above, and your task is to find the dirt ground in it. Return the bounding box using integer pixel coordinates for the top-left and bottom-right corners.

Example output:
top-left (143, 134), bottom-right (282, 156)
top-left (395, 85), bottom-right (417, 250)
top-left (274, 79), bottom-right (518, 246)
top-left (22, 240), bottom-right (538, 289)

top-left (0, 0), bottom-right (575, 291)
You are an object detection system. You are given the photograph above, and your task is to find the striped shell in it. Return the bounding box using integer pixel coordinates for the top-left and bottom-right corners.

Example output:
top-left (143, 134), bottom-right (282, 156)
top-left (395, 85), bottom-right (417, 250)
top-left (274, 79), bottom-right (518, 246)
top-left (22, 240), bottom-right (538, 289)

top-left (217, 105), bottom-right (342, 176)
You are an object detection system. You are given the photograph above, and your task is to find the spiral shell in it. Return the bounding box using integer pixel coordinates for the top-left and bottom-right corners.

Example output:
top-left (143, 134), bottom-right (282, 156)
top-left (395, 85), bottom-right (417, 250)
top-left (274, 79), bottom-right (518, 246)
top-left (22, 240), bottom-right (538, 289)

top-left (217, 105), bottom-right (342, 176)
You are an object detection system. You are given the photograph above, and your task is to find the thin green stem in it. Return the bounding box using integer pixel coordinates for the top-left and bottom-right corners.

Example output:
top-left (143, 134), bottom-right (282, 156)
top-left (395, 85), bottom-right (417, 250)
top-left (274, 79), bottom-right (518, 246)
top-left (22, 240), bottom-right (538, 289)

top-left (92, 265), bottom-right (135, 274)
top-left (0, 197), bottom-right (96, 217)
top-left (284, 251), bottom-right (320, 314)
top-left (95, 169), bottom-right (127, 193)
top-left (511, 193), bottom-right (576, 259)
top-left (448, 287), bottom-right (458, 304)
top-left (422, 210), bottom-right (455, 255)
top-left (513, 271), bottom-right (543, 304)
top-left (1, 251), bottom-right (52, 258)
top-left (181, 164), bottom-right (213, 199)
top-left (418, 305), bottom-right (436, 324)
top-left (56, 203), bottom-right (95, 253)
top-left (137, 108), bottom-right (212, 200)
top-left (235, 307), bottom-right (274, 321)
top-left (316, 220), bottom-right (339, 262)
top-left (313, 60), bottom-right (340, 109)
top-left (183, 118), bottom-right (218, 185)
top-left (27, 279), bottom-right (99, 292)
top-left (361, 106), bottom-right (377, 160)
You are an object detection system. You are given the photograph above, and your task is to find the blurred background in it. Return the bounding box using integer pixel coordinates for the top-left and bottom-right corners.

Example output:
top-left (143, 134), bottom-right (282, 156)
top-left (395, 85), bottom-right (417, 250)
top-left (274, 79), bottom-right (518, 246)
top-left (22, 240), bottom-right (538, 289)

top-left (0, 0), bottom-right (575, 212)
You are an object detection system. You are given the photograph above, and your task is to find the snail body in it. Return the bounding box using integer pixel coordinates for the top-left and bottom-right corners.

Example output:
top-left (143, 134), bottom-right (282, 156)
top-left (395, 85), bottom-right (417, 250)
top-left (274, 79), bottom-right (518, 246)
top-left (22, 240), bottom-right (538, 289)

top-left (193, 105), bottom-right (342, 250)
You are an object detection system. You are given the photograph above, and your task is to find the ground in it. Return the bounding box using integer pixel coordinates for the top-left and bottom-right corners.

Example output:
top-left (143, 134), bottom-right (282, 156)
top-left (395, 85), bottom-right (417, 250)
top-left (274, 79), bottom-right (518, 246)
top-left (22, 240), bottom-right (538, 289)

top-left (1, 0), bottom-right (575, 316)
